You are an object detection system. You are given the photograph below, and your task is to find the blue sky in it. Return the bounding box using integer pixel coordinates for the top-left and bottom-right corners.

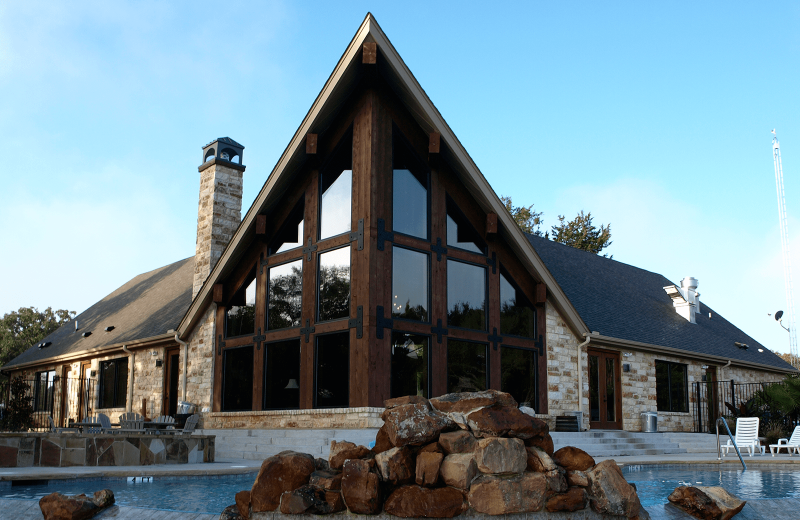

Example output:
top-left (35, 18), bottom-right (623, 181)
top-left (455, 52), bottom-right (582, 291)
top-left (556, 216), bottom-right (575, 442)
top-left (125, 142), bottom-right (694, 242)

top-left (1, 1), bottom-right (799, 356)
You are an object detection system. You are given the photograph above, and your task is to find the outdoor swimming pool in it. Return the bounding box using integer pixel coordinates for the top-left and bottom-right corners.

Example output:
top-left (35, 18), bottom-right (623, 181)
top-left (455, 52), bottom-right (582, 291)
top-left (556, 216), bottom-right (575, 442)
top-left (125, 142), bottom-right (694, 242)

top-left (623, 465), bottom-right (800, 507)
top-left (0, 473), bottom-right (258, 514)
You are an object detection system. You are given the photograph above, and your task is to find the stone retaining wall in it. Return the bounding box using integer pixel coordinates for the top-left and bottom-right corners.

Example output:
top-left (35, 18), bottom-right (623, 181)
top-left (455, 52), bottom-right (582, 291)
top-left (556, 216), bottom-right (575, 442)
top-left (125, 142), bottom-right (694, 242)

top-left (204, 407), bottom-right (385, 429)
top-left (0, 433), bottom-right (214, 468)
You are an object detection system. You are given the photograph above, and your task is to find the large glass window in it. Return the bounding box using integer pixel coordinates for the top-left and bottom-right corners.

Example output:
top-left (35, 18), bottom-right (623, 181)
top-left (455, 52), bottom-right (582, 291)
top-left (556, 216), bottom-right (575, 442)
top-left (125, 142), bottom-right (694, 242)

top-left (447, 340), bottom-right (488, 393)
top-left (222, 345), bottom-right (253, 411)
top-left (99, 358), bottom-right (128, 409)
top-left (264, 339), bottom-right (301, 410)
top-left (226, 273), bottom-right (256, 338)
top-left (446, 197), bottom-right (485, 254)
top-left (33, 370), bottom-right (56, 413)
top-left (270, 200), bottom-right (304, 255)
top-left (268, 259), bottom-right (302, 330)
top-left (318, 246), bottom-right (351, 322)
top-left (656, 360), bottom-right (688, 413)
top-left (392, 133), bottom-right (428, 239)
top-left (319, 135), bottom-right (353, 241)
top-left (447, 259), bottom-right (486, 330)
top-left (391, 332), bottom-right (429, 398)
top-left (392, 247), bottom-right (429, 322)
top-left (500, 270), bottom-right (536, 339)
top-left (315, 332), bottom-right (349, 408)
top-left (501, 346), bottom-right (537, 409)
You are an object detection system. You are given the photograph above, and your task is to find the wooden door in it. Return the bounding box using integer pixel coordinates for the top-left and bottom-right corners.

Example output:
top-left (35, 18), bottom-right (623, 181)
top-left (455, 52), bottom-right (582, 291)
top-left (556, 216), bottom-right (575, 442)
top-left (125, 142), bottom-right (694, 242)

top-left (78, 362), bottom-right (92, 421)
top-left (588, 349), bottom-right (622, 430)
top-left (163, 348), bottom-right (180, 417)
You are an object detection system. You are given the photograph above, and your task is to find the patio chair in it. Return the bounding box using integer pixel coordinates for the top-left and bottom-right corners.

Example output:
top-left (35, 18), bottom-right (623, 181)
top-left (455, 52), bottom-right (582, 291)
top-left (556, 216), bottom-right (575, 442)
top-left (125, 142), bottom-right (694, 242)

top-left (721, 417), bottom-right (765, 457)
top-left (769, 425), bottom-right (800, 456)
top-left (118, 412), bottom-right (145, 434)
top-left (163, 414), bottom-right (199, 436)
top-left (86, 413), bottom-right (113, 434)
top-left (47, 415), bottom-right (78, 434)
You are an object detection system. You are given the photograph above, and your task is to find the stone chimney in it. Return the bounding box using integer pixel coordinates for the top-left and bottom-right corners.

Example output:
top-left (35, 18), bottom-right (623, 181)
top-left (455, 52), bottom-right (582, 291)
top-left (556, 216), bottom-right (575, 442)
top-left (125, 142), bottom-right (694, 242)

top-left (193, 137), bottom-right (246, 299)
top-left (663, 276), bottom-right (699, 324)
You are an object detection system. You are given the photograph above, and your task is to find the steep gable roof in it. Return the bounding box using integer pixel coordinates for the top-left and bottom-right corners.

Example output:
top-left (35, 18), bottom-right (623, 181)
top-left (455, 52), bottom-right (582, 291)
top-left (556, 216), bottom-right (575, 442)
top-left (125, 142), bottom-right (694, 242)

top-left (3, 257), bottom-right (193, 371)
top-left (179, 13), bottom-right (588, 337)
top-left (527, 234), bottom-right (796, 373)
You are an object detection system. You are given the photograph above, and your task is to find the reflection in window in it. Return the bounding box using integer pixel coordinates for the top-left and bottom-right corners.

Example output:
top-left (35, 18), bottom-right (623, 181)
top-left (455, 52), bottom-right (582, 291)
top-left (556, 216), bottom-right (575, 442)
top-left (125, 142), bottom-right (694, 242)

top-left (446, 198), bottom-right (485, 254)
top-left (268, 260), bottom-right (302, 330)
top-left (500, 270), bottom-right (536, 338)
top-left (222, 345), bottom-right (253, 411)
top-left (270, 200), bottom-right (304, 254)
top-left (264, 339), bottom-right (300, 410)
top-left (226, 274), bottom-right (256, 337)
top-left (589, 355), bottom-right (599, 421)
top-left (447, 340), bottom-right (487, 393)
top-left (392, 133), bottom-right (427, 239)
top-left (34, 370), bottom-right (56, 412)
top-left (447, 259), bottom-right (486, 330)
top-left (315, 332), bottom-right (349, 408)
top-left (392, 247), bottom-right (428, 322)
top-left (501, 346), bottom-right (537, 408)
top-left (318, 247), bottom-right (351, 322)
top-left (99, 358), bottom-right (128, 409)
top-left (391, 332), bottom-right (429, 398)
top-left (319, 133), bottom-right (353, 241)
top-left (656, 360), bottom-right (688, 412)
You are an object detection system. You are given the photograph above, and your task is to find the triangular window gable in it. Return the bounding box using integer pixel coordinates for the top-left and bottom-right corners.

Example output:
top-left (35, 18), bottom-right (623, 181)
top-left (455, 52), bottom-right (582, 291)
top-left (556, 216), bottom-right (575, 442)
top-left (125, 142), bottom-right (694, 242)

top-left (392, 127), bottom-right (429, 240)
top-left (446, 195), bottom-right (486, 254)
top-left (269, 199), bottom-right (304, 255)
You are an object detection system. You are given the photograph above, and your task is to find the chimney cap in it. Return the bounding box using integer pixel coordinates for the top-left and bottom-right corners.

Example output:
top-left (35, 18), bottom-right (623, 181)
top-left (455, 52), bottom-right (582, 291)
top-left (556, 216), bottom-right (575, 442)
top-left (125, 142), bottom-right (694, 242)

top-left (201, 137), bottom-right (245, 166)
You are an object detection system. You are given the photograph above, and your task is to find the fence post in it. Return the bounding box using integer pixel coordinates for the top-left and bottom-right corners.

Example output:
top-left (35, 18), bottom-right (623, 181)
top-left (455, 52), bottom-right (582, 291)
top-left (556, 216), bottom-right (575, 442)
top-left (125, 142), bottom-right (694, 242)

top-left (694, 382), bottom-right (702, 433)
top-left (730, 379), bottom-right (736, 413)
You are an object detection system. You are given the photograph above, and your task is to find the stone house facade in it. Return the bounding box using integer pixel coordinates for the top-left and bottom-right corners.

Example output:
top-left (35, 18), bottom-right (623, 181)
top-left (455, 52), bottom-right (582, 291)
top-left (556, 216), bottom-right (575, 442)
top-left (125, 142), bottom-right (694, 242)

top-left (3, 15), bottom-right (795, 435)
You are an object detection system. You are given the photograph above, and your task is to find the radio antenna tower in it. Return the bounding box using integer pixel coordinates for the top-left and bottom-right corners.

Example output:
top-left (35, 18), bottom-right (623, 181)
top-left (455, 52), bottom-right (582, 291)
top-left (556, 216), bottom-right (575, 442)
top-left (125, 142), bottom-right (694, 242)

top-left (772, 129), bottom-right (799, 367)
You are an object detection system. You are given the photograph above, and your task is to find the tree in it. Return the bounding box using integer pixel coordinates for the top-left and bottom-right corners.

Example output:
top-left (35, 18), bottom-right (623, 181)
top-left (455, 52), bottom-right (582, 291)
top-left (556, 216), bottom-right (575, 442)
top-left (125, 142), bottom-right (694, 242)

top-left (550, 211), bottom-right (612, 257)
top-left (500, 196), bottom-right (544, 236)
top-left (0, 307), bottom-right (75, 397)
top-left (778, 352), bottom-right (800, 368)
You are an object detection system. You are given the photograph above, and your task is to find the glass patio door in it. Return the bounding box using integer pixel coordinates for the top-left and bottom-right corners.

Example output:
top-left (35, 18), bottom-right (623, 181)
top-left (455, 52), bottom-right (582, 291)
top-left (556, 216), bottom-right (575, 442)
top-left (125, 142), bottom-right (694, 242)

top-left (588, 349), bottom-right (622, 430)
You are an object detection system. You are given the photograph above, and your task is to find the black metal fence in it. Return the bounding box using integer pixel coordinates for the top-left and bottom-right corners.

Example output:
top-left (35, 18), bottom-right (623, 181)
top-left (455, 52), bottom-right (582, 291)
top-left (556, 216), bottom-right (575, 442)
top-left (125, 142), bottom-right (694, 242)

top-left (3, 377), bottom-right (96, 432)
top-left (692, 380), bottom-right (799, 434)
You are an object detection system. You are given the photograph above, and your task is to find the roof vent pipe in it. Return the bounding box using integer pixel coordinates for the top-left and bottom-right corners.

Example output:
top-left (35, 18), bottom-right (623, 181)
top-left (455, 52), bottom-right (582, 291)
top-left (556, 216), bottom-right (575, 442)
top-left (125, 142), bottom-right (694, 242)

top-left (663, 277), bottom-right (699, 323)
top-left (75, 320), bottom-right (79, 332)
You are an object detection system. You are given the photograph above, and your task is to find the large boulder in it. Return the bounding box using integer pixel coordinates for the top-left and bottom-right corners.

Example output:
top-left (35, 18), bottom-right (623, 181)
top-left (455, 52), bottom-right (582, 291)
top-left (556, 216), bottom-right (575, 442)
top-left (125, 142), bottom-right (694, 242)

top-left (552, 446), bottom-right (595, 471)
top-left (382, 402), bottom-right (456, 447)
top-left (384, 485), bottom-right (467, 518)
top-left (525, 432), bottom-right (555, 456)
top-left (545, 486), bottom-right (589, 512)
top-left (566, 470), bottom-right (589, 487)
top-left (430, 389), bottom-right (517, 415)
top-left (309, 470), bottom-right (342, 490)
top-left (466, 404), bottom-right (550, 439)
top-left (438, 431), bottom-right (477, 454)
top-left (586, 459), bottom-right (642, 518)
top-left (668, 486), bottom-right (746, 520)
top-left (341, 458), bottom-right (382, 514)
top-left (39, 489), bottom-right (115, 520)
top-left (415, 451), bottom-right (444, 486)
top-left (440, 453), bottom-right (478, 490)
top-left (544, 468), bottom-right (568, 493)
top-left (372, 425), bottom-right (394, 454)
top-left (385, 395), bottom-right (430, 409)
top-left (250, 451), bottom-right (316, 512)
top-left (219, 504), bottom-right (244, 520)
top-left (234, 490), bottom-right (250, 519)
top-left (329, 440), bottom-right (372, 470)
top-left (468, 472), bottom-right (548, 514)
top-left (474, 437), bottom-right (527, 475)
top-left (279, 484), bottom-right (344, 514)
top-left (374, 446), bottom-right (415, 485)
top-left (526, 446), bottom-right (557, 472)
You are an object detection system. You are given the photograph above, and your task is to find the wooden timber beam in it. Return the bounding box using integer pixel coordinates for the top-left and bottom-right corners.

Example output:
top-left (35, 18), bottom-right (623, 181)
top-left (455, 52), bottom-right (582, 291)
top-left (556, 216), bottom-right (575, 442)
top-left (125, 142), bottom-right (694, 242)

top-left (362, 42), bottom-right (377, 64)
top-left (429, 132), bottom-right (440, 154)
top-left (306, 133), bottom-right (318, 154)
top-left (212, 284), bottom-right (224, 303)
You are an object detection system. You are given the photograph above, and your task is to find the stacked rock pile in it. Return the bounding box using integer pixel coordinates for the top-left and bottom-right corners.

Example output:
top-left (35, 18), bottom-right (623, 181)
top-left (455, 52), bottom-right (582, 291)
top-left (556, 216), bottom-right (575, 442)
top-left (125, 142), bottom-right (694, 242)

top-left (226, 390), bottom-right (647, 519)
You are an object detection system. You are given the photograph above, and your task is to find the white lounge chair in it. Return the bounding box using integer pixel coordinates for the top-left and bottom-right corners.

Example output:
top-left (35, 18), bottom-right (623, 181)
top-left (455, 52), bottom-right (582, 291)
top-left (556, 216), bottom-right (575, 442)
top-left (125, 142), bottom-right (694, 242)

top-left (769, 425), bottom-right (800, 456)
top-left (118, 412), bottom-right (145, 434)
top-left (722, 417), bottom-right (765, 457)
top-left (163, 414), bottom-right (199, 436)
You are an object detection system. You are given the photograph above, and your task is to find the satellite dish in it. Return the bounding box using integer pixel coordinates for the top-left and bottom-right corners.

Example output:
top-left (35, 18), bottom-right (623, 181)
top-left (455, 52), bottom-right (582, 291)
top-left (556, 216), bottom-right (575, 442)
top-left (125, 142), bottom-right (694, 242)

top-left (775, 310), bottom-right (784, 321)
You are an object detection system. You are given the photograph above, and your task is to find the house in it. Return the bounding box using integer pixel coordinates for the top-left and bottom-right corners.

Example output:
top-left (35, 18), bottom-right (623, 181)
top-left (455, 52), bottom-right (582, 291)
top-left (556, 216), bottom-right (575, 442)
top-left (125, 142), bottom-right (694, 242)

top-left (3, 14), bottom-right (794, 435)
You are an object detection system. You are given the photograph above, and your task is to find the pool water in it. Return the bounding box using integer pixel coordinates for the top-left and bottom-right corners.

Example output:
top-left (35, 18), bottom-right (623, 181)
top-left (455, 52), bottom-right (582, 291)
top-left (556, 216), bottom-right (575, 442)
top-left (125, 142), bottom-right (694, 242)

top-left (0, 472), bottom-right (258, 514)
top-left (623, 465), bottom-right (800, 507)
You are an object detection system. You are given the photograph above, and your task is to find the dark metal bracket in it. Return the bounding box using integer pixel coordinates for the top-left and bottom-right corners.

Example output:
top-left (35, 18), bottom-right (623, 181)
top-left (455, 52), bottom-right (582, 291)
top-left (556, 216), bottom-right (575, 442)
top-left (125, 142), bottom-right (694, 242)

top-left (301, 319), bottom-right (316, 343)
top-left (486, 252), bottom-right (497, 274)
top-left (260, 257), bottom-right (269, 274)
top-left (431, 237), bottom-right (447, 261)
top-left (488, 327), bottom-right (502, 351)
top-left (376, 219), bottom-right (394, 251)
top-left (534, 334), bottom-right (544, 356)
top-left (303, 238), bottom-right (318, 262)
top-left (432, 319), bottom-right (449, 344)
top-left (253, 328), bottom-right (266, 351)
top-left (217, 335), bottom-right (226, 356)
top-left (349, 219), bottom-right (365, 251)
top-left (376, 306), bottom-right (394, 339)
top-left (348, 305), bottom-right (364, 339)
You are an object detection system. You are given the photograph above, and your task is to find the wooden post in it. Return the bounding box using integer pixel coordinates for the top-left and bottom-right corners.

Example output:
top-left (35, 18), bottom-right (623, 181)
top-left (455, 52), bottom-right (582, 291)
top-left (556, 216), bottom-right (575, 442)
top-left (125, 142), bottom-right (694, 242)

top-left (362, 42), bottom-right (377, 64)
top-left (486, 213), bottom-right (498, 235)
top-left (429, 132), bottom-right (440, 154)
top-left (141, 398), bottom-right (147, 419)
top-left (255, 215), bottom-right (267, 235)
top-left (306, 133), bottom-right (318, 154)
top-left (212, 284), bottom-right (224, 303)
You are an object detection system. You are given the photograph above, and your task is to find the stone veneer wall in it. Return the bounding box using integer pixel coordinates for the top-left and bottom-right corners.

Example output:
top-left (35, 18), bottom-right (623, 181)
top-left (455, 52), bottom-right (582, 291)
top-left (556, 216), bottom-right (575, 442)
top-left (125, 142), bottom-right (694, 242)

top-left (182, 305), bottom-right (216, 413)
top-left (203, 407), bottom-right (385, 430)
top-left (544, 302), bottom-right (585, 430)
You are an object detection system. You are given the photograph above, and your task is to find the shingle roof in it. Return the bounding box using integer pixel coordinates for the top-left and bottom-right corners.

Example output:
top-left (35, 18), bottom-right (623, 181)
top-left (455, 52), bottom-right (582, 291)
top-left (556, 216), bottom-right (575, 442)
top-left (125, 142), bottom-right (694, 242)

top-left (204, 137), bottom-right (243, 149)
top-left (3, 257), bottom-right (193, 370)
top-left (527, 234), bottom-right (796, 372)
